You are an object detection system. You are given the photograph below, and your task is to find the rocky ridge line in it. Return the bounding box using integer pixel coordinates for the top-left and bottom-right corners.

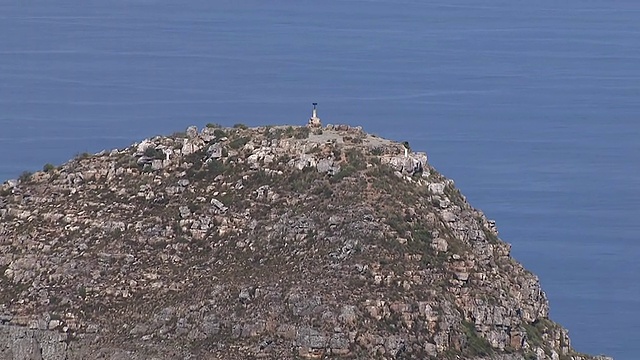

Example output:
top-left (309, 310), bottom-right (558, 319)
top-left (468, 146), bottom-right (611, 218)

top-left (0, 124), bottom-right (611, 360)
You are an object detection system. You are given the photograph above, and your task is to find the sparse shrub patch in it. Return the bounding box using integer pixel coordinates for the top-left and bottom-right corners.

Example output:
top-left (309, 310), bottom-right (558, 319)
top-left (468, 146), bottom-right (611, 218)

top-left (284, 126), bottom-right (295, 138)
top-left (330, 165), bottom-right (356, 183)
top-left (18, 171), bottom-right (33, 183)
top-left (75, 152), bottom-right (91, 160)
top-left (463, 321), bottom-right (494, 356)
top-left (144, 147), bottom-right (165, 160)
top-left (207, 159), bottom-right (226, 177)
top-left (214, 129), bottom-right (228, 138)
top-left (293, 127), bottom-right (310, 139)
top-left (345, 148), bottom-right (366, 170)
top-left (229, 136), bottom-right (250, 149)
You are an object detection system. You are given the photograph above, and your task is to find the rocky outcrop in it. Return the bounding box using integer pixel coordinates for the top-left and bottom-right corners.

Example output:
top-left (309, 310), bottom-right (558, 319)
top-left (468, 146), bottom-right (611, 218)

top-left (0, 124), bottom-right (611, 359)
top-left (0, 325), bottom-right (67, 360)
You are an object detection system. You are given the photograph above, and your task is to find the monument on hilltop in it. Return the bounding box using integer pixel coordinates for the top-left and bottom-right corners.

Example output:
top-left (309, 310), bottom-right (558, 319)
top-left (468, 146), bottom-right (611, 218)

top-left (308, 102), bottom-right (322, 128)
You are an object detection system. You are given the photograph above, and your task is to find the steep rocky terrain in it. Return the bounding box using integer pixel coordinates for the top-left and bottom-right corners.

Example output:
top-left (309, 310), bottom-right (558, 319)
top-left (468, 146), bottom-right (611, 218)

top-left (0, 123), bottom-right (611, 360)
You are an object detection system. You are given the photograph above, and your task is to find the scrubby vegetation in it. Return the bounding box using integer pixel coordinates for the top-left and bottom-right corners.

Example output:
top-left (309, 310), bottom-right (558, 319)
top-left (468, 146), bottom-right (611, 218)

top-left (0, 124), bottom-right (600, 360)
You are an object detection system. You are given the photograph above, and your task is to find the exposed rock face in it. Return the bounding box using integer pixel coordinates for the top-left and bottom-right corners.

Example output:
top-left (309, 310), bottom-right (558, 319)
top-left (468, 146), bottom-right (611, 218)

top-left (0, 124), bottom-right (611, 359)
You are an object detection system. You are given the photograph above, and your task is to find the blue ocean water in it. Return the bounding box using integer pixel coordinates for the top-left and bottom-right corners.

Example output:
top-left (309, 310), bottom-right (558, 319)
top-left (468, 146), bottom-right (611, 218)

top-left (1, 1), bottom-right (638, 358)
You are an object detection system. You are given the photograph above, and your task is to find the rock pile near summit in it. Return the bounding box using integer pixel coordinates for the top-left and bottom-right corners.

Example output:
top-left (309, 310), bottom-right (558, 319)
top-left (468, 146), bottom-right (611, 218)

top-left (0, 123), bottom-right (611, 360)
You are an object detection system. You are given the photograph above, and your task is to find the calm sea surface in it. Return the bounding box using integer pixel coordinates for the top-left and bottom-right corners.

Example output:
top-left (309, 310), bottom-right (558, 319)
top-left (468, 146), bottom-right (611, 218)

top-left (1, 1), bottom-right (638, 358)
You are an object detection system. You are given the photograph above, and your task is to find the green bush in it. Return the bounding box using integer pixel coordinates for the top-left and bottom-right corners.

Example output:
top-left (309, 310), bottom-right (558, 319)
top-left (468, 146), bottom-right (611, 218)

top-left (75, 152), bottom-right (91, 160)
top-left (77, 286), bottom-right (87, 298)
top-left (18, 171), bottom-right (33, 183)
top-left (229, 136), bottom-right (250, 149)
top-left (284, 126), bottom-right (295, 137)
top-left (207, 159), bottom-right (226, 177)
top-left (463, 321), bottom-right (493, 356)
top-left (330, 165), bottom-right (356, 183)
top-left (345, 148), bottom-right (366, 170)
top-left (313, 184), bottom-right (333, 198)
top-left (385, 212), bottom-right (411, 235)
top-left (294, 127), bottom-right (310, 139)
top-left (413, 227), bottom-right (432, 242)
top-left (265, 127), bottom-right (285, 141)
top-left (143, 147), bottom-right (165, 159)
top-left (43, 163), bottom-right (56, 172)
top-left (213, 129), bottom-right (228, 138)
top-left (233, 123), bottom-right (248, 130)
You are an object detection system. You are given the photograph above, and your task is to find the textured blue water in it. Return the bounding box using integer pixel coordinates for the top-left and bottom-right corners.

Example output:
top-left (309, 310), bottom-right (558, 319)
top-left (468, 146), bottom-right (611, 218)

top-left (1, 1), bottom-right (639, 358)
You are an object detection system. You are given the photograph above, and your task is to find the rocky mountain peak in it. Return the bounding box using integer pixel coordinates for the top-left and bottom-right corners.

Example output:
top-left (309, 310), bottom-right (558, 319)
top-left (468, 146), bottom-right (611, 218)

top-left (0, 124), bottom-right (611, 359)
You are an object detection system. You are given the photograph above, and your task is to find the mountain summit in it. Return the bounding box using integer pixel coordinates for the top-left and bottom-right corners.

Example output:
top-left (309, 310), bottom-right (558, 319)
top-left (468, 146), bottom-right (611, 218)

top-left (0, 123), bottom-right (610, 360)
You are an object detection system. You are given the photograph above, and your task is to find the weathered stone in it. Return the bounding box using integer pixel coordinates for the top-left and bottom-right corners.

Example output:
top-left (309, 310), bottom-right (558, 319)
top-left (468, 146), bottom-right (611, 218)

top-left (179, 206), bottom-right (191, 218)
top-left (47, 320), bottom-right (61, 330)
top-left (211, 198), bottom-right (227, 212)
top-left (428, 183), bottom-right (446, 195)
top-left (151, 159), bottom-right (167, 170)
top-left (296, 327), bottom-right (327, 349)
top-left (431, 237), bottom-right (448, 252)
top-left (291, 154), bottom-right (317, 171)
top-left (136, 139), bottom-right (154, 154)
top-left (207, 143), bottom-right (224, 159)
top-left (441, 210), bottom-right (456, 222)
top-left (186, 126), bottom-right (198, 139)
top-left (0, 325), bottom-right (68, 360)
top-left (338, 306), bottom-right (357, 326)
top-left (316, 158), bottom-right (338, 175)
top-left (0, 124), bottom-right (607, 360)
top-left (239, 287), bottom-right (252, 301)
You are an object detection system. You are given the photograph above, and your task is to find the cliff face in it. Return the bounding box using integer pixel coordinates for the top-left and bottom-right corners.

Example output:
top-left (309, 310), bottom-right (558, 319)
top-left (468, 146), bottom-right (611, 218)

top-left (0, 124), bottom-right (610, 360)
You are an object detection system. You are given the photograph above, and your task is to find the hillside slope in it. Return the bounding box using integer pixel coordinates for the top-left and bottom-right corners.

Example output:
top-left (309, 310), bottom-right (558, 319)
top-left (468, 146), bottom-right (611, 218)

top-left (0, 124), bottom-right (611, 360)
